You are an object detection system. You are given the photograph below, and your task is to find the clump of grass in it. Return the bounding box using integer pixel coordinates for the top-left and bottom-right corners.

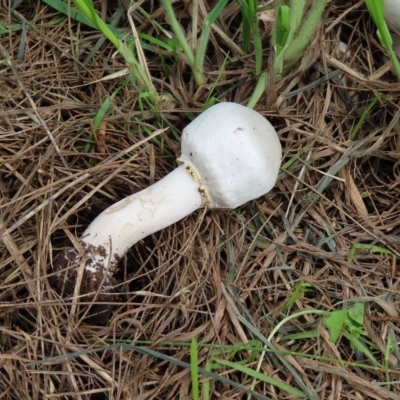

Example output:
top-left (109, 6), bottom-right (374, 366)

top-left (57, 0), bottom-right (229, 89)
top-left (71, 0), bottom-right (159, 111)
top-left (247, 0), bottom-right (329, 108)
top-left (161, 0), bottom-right (228, 87)
top-left (46, 0), bottom-right (328, 108)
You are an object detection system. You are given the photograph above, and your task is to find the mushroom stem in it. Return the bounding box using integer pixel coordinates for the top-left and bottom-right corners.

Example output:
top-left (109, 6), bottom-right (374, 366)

top-left (82, 164), bottom-right (203, 270)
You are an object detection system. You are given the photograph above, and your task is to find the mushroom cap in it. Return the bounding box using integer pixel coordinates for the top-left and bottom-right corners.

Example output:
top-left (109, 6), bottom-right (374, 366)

top-left (384, 0), bottom-right (400, 32)
top-left (178, 102), bottom-right (282, 209)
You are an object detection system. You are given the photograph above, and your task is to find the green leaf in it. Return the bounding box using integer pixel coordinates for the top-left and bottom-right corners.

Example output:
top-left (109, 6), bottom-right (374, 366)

top-left (348, 302), bottom-right (364, 326)
top-left (323, 309), bottom-right (348, 342)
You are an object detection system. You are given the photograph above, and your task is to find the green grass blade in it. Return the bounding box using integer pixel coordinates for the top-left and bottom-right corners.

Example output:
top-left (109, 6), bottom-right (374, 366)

top-left (139, 33), bottom-right (174, 51)
top-left (252, 5), bottom-right (263, 76)
top-left (342, 332), bottom-right (380, 366)
top-left (130, 345), bottom-right (273, 400)
top-left (83, 78), bottom-right (130, 153)
top-left (82, 5), bottom-right (126, 65)
top-left (384, 338), bottom-right (396, 389)
top-left (274, 4), bottom-right (291, 76)
top-left (190, 337), bottom-right (199, 400)
top-left (247, 71), bottom-right (268, 108)
top-left (283, 330), bottom-right (319, 340)
top-left (283, 282), bottom-right (314, 313)
top-left (241, 2), bottom-right (252, 53)
top-left (350, 93), bottom-right (383, 140)
top-left (161, 0), bottom-right (202, 85)
top-left (72, 0), bottom-right (119, 47)
top-left (289, 0), bottom-right (305, 33)
top-left (275, 5), bottom-right (291, 57)
top-left (204, 52), bottom-right (230, 109)
top-left (348, 243), bottom-right (395, 263)
top-left (42, 0), bottom-right (97, 29)
top-left (240, 0), bottom-right (263, 76)
top-left (213, 358), bottom-right (306, 397)
top-left (196, 0), bottom-right (228, 77)
top-left (26, 344), bottom-right (271, 400)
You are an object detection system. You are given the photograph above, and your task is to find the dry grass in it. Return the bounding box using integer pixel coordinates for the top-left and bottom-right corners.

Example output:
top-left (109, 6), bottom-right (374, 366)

top-left (1, 0), bottom-right (400, 399)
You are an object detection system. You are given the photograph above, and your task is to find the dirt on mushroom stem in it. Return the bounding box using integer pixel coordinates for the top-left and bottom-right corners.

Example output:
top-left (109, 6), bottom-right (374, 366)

top-left (51, 245), bottom-right (120, 324)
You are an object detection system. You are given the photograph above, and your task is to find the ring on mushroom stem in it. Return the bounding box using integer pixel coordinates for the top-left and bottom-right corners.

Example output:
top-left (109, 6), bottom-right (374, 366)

top-left (51, 102), bottom-right (282, 323)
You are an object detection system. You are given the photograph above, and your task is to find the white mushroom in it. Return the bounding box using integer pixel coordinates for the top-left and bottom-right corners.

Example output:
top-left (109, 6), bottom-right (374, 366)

top-left (382, 0), bottom-right (400, 59)
top-left (52, 102), bottom-right (282, 316)
top-left (384, 0), bottom-right (400, 33)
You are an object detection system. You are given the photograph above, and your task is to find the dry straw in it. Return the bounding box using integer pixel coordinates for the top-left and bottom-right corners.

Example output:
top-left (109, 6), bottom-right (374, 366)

top-left (1, 0), bottom-right (400, 398)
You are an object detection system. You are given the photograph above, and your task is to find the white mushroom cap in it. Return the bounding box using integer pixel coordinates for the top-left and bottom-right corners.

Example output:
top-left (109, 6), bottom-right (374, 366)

top-left (384, 0), bottom-right (400, 32)
top-left (178, 102), bottom-right (282, 209)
